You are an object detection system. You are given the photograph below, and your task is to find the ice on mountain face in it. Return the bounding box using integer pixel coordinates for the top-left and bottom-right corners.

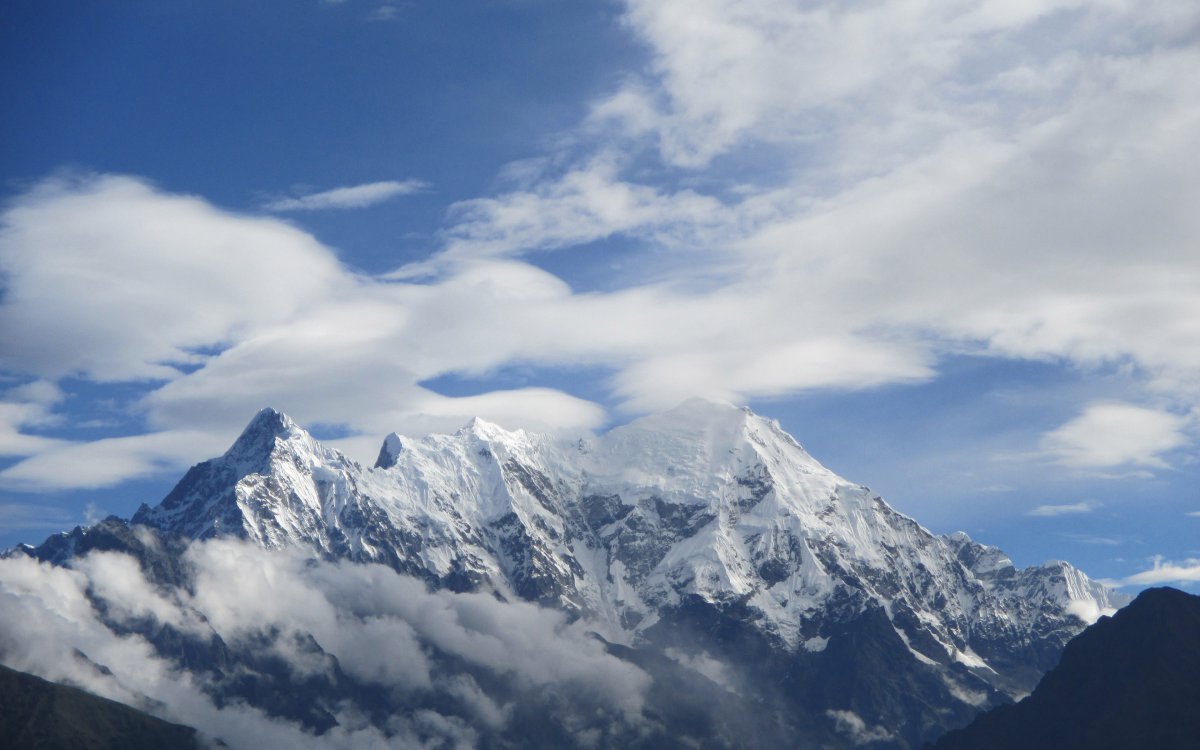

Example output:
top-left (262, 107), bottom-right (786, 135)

top-left (128, 398), bottom-right (1128, 711)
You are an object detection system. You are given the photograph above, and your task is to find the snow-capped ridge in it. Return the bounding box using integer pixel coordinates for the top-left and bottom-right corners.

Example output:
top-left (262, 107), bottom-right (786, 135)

top-left (455, 415), bottom-right (529, 444)
top-left (26, 401), bottom-right (1139, 750)
top-left (125, 401), bottom-right (1128, 710)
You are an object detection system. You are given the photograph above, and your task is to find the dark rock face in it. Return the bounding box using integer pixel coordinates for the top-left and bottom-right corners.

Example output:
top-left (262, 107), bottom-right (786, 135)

top-left (929, 587), bottom-right (1200, 750)
top-left (16, 515), bottom-right (192, 588)
top-left (0, 662), bottom-right (203, 750)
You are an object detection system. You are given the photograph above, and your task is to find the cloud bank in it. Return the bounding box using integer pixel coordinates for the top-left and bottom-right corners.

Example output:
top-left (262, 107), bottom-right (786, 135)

top-left (0, 539), bottom-right (650, 748)
top-left (2, 0), bottom-right (1199, 492)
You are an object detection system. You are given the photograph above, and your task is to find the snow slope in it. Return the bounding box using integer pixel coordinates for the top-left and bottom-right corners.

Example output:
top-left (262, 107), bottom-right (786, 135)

top-left (131, 399), bottom-right (1124, 693)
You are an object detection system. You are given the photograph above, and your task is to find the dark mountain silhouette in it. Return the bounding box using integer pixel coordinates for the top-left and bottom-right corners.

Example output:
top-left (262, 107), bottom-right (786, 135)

top-left (929, 586), bottom-right (1200, 750)
top-left (0, 662), bottom-right (203, 750)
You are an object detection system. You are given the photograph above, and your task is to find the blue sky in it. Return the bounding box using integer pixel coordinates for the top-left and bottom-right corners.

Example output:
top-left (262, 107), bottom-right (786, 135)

top-left (2, 0), bottom-right (1198, 591)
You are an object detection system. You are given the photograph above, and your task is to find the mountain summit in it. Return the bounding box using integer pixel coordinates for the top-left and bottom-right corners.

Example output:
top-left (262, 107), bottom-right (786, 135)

top-left (11, 400), bottom-right (1126, 748)
top-left (122, 400), bottom-right (1129, 746)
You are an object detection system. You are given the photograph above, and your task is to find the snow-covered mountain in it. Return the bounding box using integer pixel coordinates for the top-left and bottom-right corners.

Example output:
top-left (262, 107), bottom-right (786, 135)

top-left (20, 399), bottom-right (1127, 748)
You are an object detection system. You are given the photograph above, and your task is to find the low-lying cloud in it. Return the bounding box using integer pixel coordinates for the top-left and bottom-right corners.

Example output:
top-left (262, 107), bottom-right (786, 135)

top-left (0, 539), bottom-right (650, 748)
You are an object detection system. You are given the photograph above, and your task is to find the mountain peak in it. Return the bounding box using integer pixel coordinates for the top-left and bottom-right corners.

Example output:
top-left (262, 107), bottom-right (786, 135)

top-left (226, 407), bottom-right (298, 460)
top-left (238, 406), bottom-right (295, 438)
top-left (622, 397), bottom-right (755, 438)
top-left (375, 432), bottom-right (404, 469)
top-left (665, 396), bottom-right (751, 419)
top-left (456, 415), bottom-right (525, 443)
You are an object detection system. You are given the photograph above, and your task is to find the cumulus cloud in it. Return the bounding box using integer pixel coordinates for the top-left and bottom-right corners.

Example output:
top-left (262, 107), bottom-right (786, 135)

top-left (0, 539), bottom-right (651, 748)
top-left (1028, 502), bottom-right (1095, 517)
top-left (262, 180), bottom-right (426, 212)
top-left (1039, 403), bottom-right (1190, 470)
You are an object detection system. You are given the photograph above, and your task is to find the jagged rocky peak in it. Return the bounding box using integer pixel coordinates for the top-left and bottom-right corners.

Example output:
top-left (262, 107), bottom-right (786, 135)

top-left (945, 530), bottom-right (1016, 581)
top-left (453, 416), bottom-right (542, 463)
top-left (375, 432), bottom-right (404, 469)
top-left (226, 407), bottom-right (303, 463)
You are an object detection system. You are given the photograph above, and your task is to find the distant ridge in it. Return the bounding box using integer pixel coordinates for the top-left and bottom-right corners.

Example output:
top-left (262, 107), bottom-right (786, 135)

top-left (929, 587), bottom-right (1200, 750)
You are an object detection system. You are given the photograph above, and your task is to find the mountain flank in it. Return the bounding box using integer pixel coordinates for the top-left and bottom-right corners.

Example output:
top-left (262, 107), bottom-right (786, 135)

top-left (0, 662), bottom-right (203, 750)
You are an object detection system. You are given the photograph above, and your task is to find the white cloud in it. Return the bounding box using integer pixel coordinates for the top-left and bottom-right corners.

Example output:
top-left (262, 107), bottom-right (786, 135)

top-left (0, 430), bottom-right (231, 491)
top-left (1064, 599), bottom-right (1117, 625)
top-left (1106, 556), bottom-right (1200, 588)
top-left (1039, 403), bottom-right (1189, 470)
top-left (3, 0), bottom-right (1200, 490)
top-left (262, 179), bottom-right (426, 211)
top-left (0, 403), bottom-right (66, 458)
top-left (366, 5), bottom-right (400, 23)
top-left (599, 0), bottom-right (1161, 169)
top-left (1057, 533), bottom-right (1121, 546)
top-left (0, 174), bottom-right (349, 382)
top-left (826, 709), bottom-right (894, 746)
top-left (436, 156), bottom-right (726, 262)
top-left (1028, 502), bottom-right (1094, 517)
top-left (0, 540), bottom-right (651, 747)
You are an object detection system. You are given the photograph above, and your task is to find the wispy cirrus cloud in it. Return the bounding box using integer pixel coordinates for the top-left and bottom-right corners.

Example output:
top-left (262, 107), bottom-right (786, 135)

top-left (263, 179), bottom-right (426, 212)
top-left (1029, 502), bottom-right (1095, 517)
top-left (1056, 532), bottom-right (1121, 547)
